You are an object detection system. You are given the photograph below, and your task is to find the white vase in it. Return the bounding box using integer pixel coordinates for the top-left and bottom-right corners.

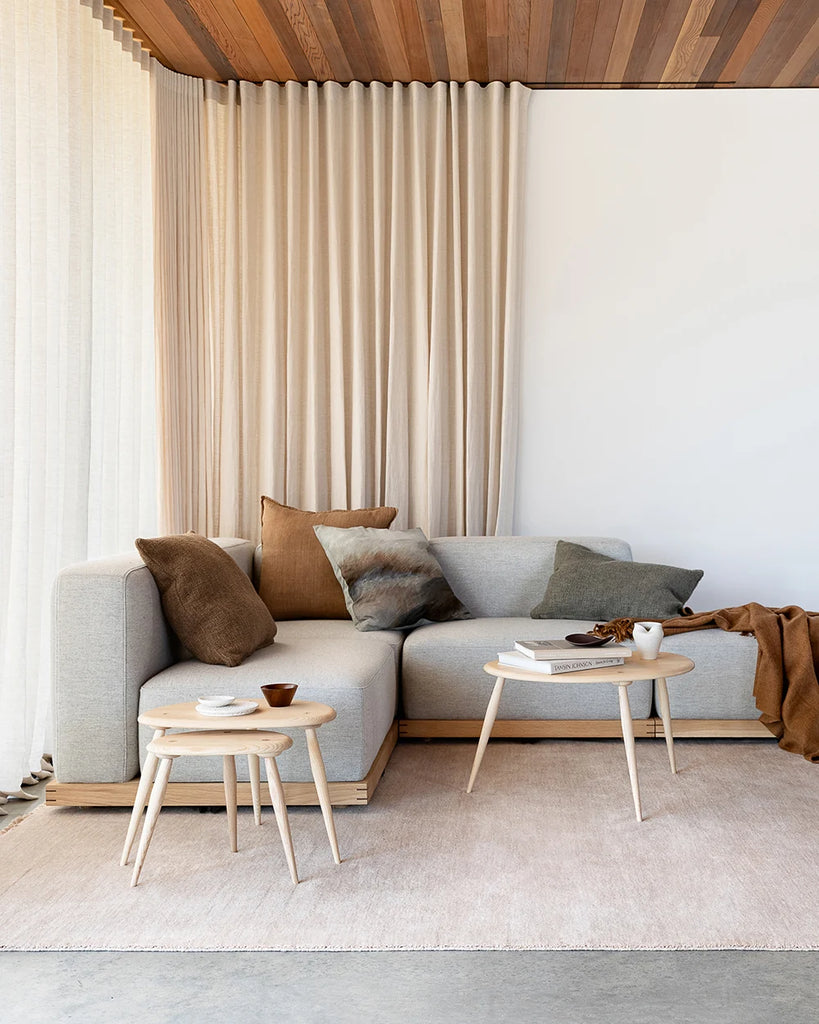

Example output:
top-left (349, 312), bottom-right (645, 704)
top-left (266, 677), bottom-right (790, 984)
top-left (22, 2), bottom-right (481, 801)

top-left (633, 621), bottom-right (663, 660)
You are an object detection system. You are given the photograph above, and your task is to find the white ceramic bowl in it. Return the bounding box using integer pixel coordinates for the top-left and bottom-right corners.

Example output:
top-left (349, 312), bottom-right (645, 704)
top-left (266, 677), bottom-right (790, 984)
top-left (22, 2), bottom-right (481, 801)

top-left (197, 695), bottom-right (236, 708)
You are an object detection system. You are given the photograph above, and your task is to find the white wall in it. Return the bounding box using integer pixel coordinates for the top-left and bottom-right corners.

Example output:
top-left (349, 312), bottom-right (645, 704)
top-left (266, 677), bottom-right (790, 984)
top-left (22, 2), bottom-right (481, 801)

top-left (515, 90), bottom-right (819, 611)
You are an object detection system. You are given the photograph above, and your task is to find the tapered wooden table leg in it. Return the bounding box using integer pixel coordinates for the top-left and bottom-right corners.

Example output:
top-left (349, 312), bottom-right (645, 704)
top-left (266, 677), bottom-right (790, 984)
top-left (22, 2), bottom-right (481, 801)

top-left (131, 756), bottom-right (173, 887)
top-left (305, 726), bottom-right (341, 865)
top-left (248, 753), bottom-right (262, 824)
top-left (618, 684), bottom-right (643, 822)
top-left (265, 757), bottom-right (299, 885)
top-left (223, 755), bottom-right (238, 852)
top-left (655, 676), bottom-right (677, 774)
top-left (467, 676), bottom-right (506, 793)
top-left (121, 728), bottom-right (165, 866)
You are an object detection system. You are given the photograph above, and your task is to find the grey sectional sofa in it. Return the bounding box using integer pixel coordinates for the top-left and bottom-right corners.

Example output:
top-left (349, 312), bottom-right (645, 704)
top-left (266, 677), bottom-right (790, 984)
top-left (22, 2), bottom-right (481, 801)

top-left (50, 535), bottom-right (767, 808)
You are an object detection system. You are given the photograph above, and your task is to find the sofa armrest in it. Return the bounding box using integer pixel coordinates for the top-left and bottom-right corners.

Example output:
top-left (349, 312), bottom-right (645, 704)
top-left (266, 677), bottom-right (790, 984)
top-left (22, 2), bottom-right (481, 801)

top-left (52, 537), bottom-right (255, 783)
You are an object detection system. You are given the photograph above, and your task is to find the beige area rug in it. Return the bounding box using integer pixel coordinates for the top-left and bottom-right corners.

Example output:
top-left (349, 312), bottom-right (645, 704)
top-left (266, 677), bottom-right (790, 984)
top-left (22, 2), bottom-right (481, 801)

top-left (2, 739), bottom-right (819, 951)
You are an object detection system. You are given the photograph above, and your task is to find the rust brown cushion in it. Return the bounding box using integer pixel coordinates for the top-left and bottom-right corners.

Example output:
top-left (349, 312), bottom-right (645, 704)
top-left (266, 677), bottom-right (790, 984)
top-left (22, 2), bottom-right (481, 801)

top-left (135, 533), bottom-right (277, 667)
top-left (259, 498), bottom-right (398, 620)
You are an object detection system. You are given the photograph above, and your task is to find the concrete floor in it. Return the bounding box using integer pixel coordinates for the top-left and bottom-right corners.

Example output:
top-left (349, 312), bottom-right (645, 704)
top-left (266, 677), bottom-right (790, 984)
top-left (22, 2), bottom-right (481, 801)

top-left (3, 788), bottom-right (818, 1023)
top-left (1, 950), bottom-right (818, 1023)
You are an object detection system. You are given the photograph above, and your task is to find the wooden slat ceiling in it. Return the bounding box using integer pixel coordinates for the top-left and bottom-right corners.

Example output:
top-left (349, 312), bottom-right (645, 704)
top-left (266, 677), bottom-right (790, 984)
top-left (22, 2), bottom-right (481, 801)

top-left (109, 0), bottom-right (819, 86)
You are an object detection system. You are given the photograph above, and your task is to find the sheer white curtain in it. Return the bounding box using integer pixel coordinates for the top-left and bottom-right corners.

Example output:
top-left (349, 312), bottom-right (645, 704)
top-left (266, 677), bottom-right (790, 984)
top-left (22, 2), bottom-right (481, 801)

top-left (153, 73), bottom-right (529, 541)
top-left (0, 0), bottom-right (156, 794)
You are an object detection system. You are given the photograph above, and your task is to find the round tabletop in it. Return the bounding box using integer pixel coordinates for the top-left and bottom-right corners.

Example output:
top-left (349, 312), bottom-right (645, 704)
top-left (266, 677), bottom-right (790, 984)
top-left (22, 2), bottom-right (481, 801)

top-left (484, 651), bottom-right (694, 685)
top-left (138, 699), bottom-right (337, 731)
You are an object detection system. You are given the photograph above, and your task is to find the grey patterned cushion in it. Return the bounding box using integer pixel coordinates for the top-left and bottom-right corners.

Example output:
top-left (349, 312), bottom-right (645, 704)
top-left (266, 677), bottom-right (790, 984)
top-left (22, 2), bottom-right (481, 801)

top-left (531, 540), bottom-right (703, 621)
top-left (313, 525), bottom-right (472, 631)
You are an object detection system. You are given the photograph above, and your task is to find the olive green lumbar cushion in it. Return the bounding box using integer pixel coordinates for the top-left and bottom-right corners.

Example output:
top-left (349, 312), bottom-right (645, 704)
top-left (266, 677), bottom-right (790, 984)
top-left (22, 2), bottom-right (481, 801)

top-left (135, 533), bottom-right (277, 667)
top-left (531, 540), bottom-right (703, 621)
top-left (313, 525), bottom-right (472, 631)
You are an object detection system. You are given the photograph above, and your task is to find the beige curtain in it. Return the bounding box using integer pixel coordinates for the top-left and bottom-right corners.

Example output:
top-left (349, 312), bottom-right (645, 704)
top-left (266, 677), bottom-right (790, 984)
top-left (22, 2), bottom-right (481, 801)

top-left (153, 74), bottom-right (529, 541)
top-left (0, 0), bottom-right (156, 794)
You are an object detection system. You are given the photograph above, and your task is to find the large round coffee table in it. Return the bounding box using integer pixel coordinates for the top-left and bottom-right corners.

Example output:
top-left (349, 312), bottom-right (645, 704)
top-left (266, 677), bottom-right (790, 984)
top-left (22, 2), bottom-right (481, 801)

top-left (466, 652), bottom-right (695, 821)
top-left (121, 699), bottom-right (340, 867)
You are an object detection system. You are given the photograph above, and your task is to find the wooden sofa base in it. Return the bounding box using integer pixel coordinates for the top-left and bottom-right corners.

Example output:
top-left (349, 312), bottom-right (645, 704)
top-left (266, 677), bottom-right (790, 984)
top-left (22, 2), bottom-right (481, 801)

top-left (399, 718), bottom-right (773, 740)
top-left (46, 722), bottom-right (398, 809)
top-left (45, 718), bottom-right (773, 808)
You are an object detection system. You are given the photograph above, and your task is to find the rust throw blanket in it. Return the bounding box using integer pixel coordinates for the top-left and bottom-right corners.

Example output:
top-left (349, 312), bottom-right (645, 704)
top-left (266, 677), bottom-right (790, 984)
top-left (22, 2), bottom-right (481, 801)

top-left (595, 604), bottom-right (819, 763)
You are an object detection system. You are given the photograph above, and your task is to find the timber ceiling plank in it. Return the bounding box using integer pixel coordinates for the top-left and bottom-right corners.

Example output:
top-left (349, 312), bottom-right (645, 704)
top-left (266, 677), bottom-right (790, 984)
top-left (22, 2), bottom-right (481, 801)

top-left (303, 0), bottom-right (355, 79)
top-left (217, 0), bottom-right (282, 80)
top-left (462, 0), bottom-right (490, 80)
top-left (233, 0), bottom-right (297, 79)
top-left (526, 0), bottom-right (554, 81)
top-left (771, 11), bottom-right (819, 84)
top-left (642, 0), bottom-right (697, 83)
top-left (566, 0), bottom-right (600, 82)
top-left (275, 0), bottom-right (334, 78)
top-left (696, 0), bottom-right (757, 83)
top-left (440, 0), bottom-right (470, 79)
top-left (345, 0), bottom-right (393, 79)
top-left (605, 0), bottom-right (648, 82)
top-left (793, 43), bottom-right (819, 85)
top-left (122, 0), bottom-right (225, 77)
top-left (701, 0), bottom-right (738, 35)
top-left (108, 0), bottom-right (173, 64)
top-left (369, 0), bottom-right (411, 80)
top-left (184, 0), bottom-right (256, 78)
top-left (257, 0), bottom-right (317, 79)
top-left (715, 0), bottom-right (788, 83)
top-left (660, 0), bottom-right (717, 82)
top-left (487, 0), bottom-right (509, 79)
top-left (546, 0), bottom-right (577, 83)
top-left (584, 0), bottom-right (624, 82)
top-left (623, 0), bottom-right (672, 84)
top-left (324, 0), bottom-right (375, 80)
top-left (106, 0), bottom-right (819, 86)
top-left (163, 0), bottom-right (241, 78)
top-left (395, 0), bottom-right (435, 80)
top-left (417, 0), bottom-right (452, 80)
top-left (736, 0), bottom-right (819, 85)
top-left (508, 0), bottom-right (531, 80)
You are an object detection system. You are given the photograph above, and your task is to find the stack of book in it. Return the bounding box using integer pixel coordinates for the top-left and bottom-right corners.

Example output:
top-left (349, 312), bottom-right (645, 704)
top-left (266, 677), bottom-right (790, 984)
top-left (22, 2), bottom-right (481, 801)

top-left (497, 639), bottom-right (632, 675)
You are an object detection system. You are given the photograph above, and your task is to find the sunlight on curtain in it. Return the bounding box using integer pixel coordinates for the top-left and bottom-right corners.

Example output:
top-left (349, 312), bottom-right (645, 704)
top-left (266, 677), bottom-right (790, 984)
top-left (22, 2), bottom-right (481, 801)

top-left (0, 0), bottom-right (156, 793)
top-left (153, 74), bottom-right (529, 542)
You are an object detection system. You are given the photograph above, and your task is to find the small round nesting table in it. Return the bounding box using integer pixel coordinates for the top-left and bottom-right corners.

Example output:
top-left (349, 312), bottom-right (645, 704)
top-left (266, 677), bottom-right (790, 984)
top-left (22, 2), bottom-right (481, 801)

top-left (121, 699), bottom-right (341, 869)
top-left (467, 652), bottom-right (695, 821)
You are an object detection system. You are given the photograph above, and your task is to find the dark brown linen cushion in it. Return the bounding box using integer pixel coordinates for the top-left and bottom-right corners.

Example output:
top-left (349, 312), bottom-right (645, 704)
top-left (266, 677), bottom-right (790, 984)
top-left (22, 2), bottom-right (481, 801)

top-left (258, 498), bottom-right (398, 620)
top-left (313, 525), bottom-right (472, 631)
top-left (135, 533), bottom-right (277, 667)
top-left (531, 540), bottom-right (703, 621)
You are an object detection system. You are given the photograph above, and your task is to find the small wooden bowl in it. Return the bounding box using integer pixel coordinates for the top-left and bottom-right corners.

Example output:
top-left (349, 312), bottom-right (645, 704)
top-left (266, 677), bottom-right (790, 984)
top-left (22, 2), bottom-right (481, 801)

top-left (260, 683), bottom-right (298, 707)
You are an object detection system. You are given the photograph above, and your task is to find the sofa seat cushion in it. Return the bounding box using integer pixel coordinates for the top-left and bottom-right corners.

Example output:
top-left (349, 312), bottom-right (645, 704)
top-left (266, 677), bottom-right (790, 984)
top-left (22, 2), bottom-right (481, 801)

top-left (139, 635), bottom-right (397, 783)
top-left (401, 618), bottom-right (653, 720)
top-left (272, 618), bottom-right (405, 655)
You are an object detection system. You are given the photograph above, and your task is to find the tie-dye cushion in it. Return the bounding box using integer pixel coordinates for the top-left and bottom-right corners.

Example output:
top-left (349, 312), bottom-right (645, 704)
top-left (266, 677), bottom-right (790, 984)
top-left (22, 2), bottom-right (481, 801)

top-left (313, 525), bottom-right (472, 631)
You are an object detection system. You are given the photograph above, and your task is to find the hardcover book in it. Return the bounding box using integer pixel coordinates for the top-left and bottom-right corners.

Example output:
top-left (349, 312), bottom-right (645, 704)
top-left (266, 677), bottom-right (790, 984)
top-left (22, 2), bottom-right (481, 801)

top-left (498, 651), bottom-right (626, 675)
top-left (514, 639), bottom-right (631, 661)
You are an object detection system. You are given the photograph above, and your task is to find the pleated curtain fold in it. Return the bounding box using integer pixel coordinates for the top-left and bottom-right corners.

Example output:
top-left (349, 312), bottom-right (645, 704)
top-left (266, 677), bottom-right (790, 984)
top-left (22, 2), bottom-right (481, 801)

top-left (153, 73), bottom-right (529, 541)
top-left (0, 0), bottom-right (156, 792)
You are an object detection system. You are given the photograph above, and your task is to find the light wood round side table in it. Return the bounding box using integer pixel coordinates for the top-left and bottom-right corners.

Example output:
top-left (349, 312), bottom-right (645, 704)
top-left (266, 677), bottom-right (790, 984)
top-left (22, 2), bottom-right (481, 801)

top-left (467, 652), bottom-right (695, 821)
top-left (121, 700), bottom-right (340, 869)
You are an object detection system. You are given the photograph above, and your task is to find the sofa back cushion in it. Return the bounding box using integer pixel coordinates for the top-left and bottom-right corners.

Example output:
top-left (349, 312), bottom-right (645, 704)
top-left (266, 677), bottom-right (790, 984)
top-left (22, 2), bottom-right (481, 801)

top-left (258, 498), bottom-right (398, 620)
top-left (135, 533), bottom-right (277, 667)
top-left (427, 536), bottom-right (632, 618)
